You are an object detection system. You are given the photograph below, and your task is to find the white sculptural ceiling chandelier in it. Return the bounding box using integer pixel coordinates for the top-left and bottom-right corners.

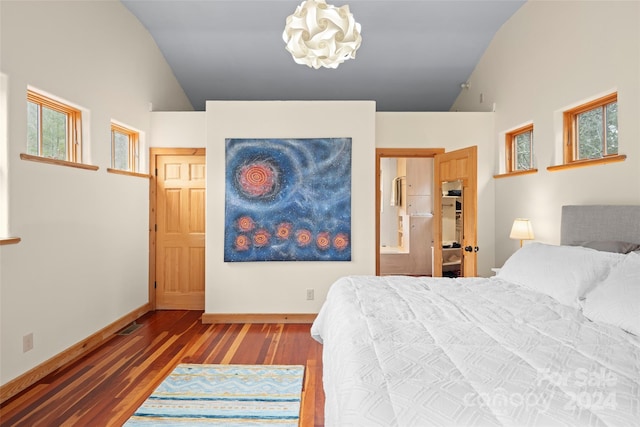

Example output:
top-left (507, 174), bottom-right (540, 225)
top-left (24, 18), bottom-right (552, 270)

top-left (282, 0), bottom-right (362, 69)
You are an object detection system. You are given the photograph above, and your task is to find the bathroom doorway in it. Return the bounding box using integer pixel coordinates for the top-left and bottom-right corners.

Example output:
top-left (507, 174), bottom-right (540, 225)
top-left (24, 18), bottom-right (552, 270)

top-left (375, 148), bottom-right (444, 276)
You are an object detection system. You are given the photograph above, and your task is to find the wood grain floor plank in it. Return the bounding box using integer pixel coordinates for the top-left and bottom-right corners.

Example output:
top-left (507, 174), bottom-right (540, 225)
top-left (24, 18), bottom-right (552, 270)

top-left (0, 311), bottom-right (324, 426)
top-left (220, 323), bottom-right (252, 364)
top-left (261, 323), bottom-right (282, 365)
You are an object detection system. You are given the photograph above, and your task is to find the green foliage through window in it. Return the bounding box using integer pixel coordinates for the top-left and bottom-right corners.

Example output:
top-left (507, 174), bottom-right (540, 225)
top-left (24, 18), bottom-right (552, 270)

top-left (26, 90), bottom-right (81, 162)
top-left (565, 93), bottom-right (618, 163)
top-left (576, 101), bottom-right (617, 160)
top-left (111, 124), bottom-right (139, 172)
top-left (506, 124), bottom-right (533, 173)
top-left (514, 131), bottom-right (532, 170)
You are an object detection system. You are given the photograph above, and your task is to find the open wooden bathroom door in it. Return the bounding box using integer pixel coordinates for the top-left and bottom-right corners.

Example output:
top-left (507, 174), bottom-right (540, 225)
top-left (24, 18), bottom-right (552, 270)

top-left (433, 146), bottom-right (478, 278)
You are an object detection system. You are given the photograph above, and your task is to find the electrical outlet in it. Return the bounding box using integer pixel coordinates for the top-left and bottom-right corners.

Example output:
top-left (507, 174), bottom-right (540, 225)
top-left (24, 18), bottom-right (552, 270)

top-left (23, 333), bottom-right (33, 353)
top-left (306, 288), bottom-right (314, 301)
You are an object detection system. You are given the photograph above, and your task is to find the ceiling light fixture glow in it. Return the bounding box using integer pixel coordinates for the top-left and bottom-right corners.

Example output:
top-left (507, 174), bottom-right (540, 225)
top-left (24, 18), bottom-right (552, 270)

top-left (283, 0), bottom-right (362, 69)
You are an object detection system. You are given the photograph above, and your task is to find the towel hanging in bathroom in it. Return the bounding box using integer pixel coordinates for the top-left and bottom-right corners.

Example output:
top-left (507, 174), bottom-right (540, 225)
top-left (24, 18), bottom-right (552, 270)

top-left (391, 177), bottom-right (403, 206)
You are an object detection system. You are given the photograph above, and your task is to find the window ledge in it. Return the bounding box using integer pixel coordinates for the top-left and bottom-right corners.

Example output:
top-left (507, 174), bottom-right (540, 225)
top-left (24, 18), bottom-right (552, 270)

top-left (107, 168), bottom-right (150, 179)
top-left (547, 154), bottom-right (626, 172)
top-left (493, 169), bottom-right (538, 179)
top-left (20, 153), bottom-right (99, 171)
top-left (0, 237), bottom-right (21, 246)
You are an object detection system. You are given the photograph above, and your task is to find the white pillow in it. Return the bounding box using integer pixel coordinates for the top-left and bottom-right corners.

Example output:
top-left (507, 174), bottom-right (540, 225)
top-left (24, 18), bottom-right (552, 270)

top-left (583, 252), bottom-right (640, 336)
top-left (496, 242), bottom-right (624, 308)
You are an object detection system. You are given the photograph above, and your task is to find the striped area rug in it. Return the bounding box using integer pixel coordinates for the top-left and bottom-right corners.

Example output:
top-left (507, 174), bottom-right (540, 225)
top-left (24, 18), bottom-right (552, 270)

top-left (124, 364), bottom-right (305, 426)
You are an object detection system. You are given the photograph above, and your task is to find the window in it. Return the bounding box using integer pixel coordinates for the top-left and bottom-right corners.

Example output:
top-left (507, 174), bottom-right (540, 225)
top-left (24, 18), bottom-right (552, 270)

top-left (111, 123), bottom-right (139, 172)
top-left (27, 90), bottom-right (82, 162)
top-left (505, 124), bottom-right (533, 173)
top-left (564, 93), bottom-right (617, 163)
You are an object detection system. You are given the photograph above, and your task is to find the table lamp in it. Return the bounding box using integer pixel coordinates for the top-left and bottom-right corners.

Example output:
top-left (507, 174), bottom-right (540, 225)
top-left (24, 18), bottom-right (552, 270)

top-left (510, 218), bottom-right (534, 247)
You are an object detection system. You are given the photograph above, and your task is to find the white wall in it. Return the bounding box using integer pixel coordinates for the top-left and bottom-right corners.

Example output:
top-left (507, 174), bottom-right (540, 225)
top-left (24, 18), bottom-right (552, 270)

top-left (451, 0), bottom-right (640, 266)
top-left (206, 101), bottom-right (376, 314)
top-left (0, 0), bottom-right (191, 385)
top-left (150, 112), bottom-right (206, 148)
top-left (376, 112), bottom-right (496, 276)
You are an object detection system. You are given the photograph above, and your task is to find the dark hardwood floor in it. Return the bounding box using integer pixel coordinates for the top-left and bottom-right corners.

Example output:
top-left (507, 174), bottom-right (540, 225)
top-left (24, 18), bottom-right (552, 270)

top-left (0, 311), bottom-right (325, 426)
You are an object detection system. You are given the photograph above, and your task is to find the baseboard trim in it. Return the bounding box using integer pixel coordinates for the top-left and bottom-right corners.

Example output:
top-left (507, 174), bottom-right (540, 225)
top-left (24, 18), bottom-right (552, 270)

top-left (0, 303), bottom-right (152, 404)
top-left (201, 313), bottom-right (317, 324)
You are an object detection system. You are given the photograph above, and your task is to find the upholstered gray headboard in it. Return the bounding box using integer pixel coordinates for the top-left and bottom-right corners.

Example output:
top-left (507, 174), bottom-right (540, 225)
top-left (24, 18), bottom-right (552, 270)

top-left (561, 205), bottom-right (640, 245)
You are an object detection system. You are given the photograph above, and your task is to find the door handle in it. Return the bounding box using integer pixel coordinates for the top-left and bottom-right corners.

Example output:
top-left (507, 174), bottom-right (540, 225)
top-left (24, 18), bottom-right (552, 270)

top-left (474, 246), bottom-right (480, 252)
top-left (464, 246), bottom-right (473, 252)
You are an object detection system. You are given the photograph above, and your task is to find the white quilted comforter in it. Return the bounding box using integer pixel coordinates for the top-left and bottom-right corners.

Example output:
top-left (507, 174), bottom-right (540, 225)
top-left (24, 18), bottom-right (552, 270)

top-left (311, 275), bottom-right (640, 427)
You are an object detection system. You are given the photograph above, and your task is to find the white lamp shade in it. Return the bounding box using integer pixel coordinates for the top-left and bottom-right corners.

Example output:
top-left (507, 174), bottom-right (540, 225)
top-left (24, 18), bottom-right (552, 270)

top-left (283, 0), bottom-right (362, 69)
top-left (510, 218), bottom-right (535, 240)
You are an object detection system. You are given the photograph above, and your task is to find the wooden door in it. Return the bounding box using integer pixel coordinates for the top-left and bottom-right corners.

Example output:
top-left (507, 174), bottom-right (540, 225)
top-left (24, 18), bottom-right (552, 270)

top-left (433, 146), bottom-right (478, 277)
top-left (154, 150), bottom-right (206, 310)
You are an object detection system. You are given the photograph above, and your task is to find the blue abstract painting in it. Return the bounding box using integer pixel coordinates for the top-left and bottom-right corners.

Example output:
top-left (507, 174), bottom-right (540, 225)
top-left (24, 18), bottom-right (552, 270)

top-left (224, 138), bottom-right (352, 262)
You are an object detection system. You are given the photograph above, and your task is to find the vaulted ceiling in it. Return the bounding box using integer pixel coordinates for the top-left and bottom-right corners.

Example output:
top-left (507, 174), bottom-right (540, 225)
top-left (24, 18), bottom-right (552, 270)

top-left (121, 0), bottom-right (525, 111)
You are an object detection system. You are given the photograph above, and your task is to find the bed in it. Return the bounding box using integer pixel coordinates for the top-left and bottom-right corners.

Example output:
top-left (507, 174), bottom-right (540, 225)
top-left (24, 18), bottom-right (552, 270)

top-left (311, 205), bottom-right (640, 426)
